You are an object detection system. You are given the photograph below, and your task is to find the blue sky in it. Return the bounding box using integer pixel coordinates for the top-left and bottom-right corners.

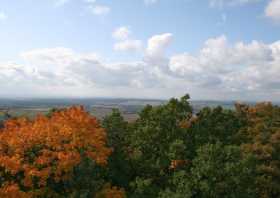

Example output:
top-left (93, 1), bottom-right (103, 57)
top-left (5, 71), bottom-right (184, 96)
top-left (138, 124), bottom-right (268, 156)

top-left (0, 0), bottom-right (280, 100)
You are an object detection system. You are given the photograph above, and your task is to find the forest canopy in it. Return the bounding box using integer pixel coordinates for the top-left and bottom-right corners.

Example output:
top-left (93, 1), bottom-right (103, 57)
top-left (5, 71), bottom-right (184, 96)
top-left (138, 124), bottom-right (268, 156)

top-left (0, 95), bottom-right (279, 198)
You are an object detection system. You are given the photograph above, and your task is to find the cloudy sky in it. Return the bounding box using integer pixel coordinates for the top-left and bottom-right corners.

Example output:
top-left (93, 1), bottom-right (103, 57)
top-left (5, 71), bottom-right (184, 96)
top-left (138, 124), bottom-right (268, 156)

top-left (0, 0), bottom-right (280, 100)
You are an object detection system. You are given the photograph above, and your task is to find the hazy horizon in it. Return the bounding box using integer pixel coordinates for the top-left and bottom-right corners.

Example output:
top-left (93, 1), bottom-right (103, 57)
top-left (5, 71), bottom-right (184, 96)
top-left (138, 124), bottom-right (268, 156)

top-left (0, 97), bottom-right (278, 104)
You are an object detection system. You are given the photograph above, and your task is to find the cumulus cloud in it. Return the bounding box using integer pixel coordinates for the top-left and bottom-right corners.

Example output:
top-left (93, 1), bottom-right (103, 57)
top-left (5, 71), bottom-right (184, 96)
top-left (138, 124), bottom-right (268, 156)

top-left (112, 26), bottom-right (143, 53)
top-left (19, 47), bottom-right (164, 89)
top-left (0, 32), bottom-right (177, 98)
top-left (2, 33), bottom-right (280, 100)
top-left (114, 40), bottom-right (142, 52)
top-left (168, 35), bottom-right (279, 94)
top-left (265, 0), bottom-right (280, 22)
top-left (112, 26), bottom-right (131, 40)
top-left (146, 33), bottom-right (173, 58)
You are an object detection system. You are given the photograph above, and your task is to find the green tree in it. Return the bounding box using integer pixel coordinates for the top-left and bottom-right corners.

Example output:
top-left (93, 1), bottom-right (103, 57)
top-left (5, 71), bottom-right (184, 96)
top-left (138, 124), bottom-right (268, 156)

top-left (102, 109), bottom-right (133, 190)
top-left (189, 106), bottom-right (242, 149)
top-left (128, 95), bottom-right (193, 197)
top-left (160, 143), bottom-right (257, 198)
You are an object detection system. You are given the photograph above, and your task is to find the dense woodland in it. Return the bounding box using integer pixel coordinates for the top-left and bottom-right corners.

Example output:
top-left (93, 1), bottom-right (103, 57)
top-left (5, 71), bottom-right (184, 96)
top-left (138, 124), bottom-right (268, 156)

top-left (0, 94), bottom-right (279, 197)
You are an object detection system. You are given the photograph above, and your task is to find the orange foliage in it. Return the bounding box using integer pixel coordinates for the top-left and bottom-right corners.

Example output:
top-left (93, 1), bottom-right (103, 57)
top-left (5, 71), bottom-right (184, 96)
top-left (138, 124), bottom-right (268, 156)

top-left (0, 183), bottom-right (30, 198)
top-left (169, 160), bottom-right (188, 170)
top-left (179, 116), bottom-right (198, 129)
top-left (96, 184), bottom-right (126, 198)
top-left (0, 106), bottom-right (112, 194)
top-left (236, 102), bottom-right (280, 197)
top-left (237, 102), bottom-right (278, 160)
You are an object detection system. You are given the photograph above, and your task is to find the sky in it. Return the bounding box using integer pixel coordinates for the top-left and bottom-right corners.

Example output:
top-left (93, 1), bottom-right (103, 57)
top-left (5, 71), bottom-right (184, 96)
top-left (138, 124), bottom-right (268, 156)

top-left (0, 0), bottom-right (280, 100)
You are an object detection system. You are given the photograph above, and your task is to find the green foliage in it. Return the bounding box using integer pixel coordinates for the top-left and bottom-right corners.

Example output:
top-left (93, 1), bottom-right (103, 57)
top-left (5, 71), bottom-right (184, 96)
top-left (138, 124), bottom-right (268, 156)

top-left (191, 143), bottom-right (256, 198)
top-left (126, 95), bottom-right (192, 195)
top-left (103, 109), bottom-right (128, 148)
top-left (103, 95), bottom-right (280, 197)
top-left (160, 143), bottom-right (257, 198)
top-left (190, 106), bottom-right (242, 146)
top-left (102, 109), bottom-right (133, 190)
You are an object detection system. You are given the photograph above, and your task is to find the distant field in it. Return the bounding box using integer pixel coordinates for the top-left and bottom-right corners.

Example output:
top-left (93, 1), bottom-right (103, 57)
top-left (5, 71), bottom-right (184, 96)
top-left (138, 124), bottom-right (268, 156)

top-left (0, 106), bottom-right (140, 122)
top-left (0, 98), bottom-right (273, 122)
top-left (0, 98), bottom-right (165, 122)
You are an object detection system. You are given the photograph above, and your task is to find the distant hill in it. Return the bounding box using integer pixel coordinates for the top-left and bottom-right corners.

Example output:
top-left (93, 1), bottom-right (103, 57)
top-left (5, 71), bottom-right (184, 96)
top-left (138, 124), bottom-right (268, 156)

top-left (0, 98), bottom-right (278, 121)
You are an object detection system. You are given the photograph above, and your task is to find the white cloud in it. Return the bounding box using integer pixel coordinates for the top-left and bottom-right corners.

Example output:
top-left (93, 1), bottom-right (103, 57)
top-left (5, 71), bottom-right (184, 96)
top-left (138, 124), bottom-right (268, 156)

top-left (146, 33), bottom-right (173, 59)
top-left (112, 26), bottom-right (131, 40)
top-left (169, 53), bottom-right (202, 78)
top-left (0, 12), bottom-right (7, 21)
top-left (114, 40), bottom-right (143, 52)
top-left (265, 0), bottom-right (280, 22)
top-left (89, 5), bottom-right (111, 15)
top-left (168, 35), bottom-right (278, 95)
top-left (112, 26), bottom-right (142, 53)
top-left (0, 37), bottom-right (174, 98)
top-left (209, 0), bottom-right (260, 7)
top-left (19, 47), bottom-right (160, 89)
top-left (2, 34), bottom-right (280, 100)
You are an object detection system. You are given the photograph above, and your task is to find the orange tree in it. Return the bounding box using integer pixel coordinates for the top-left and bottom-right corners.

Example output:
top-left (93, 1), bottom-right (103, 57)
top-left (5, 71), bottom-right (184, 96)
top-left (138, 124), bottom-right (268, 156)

top-left (0, 106), bottom-right (124, 197)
